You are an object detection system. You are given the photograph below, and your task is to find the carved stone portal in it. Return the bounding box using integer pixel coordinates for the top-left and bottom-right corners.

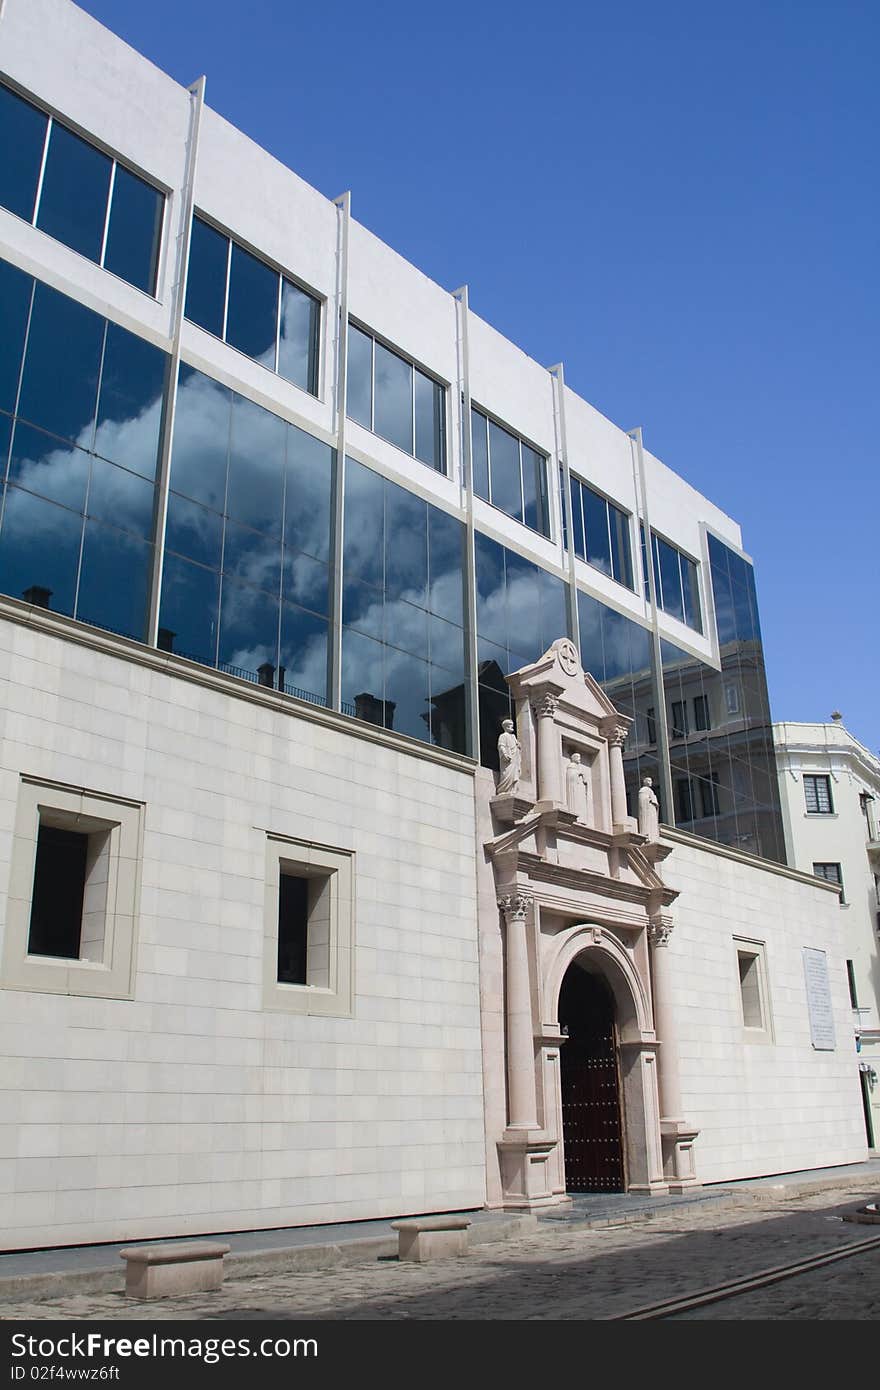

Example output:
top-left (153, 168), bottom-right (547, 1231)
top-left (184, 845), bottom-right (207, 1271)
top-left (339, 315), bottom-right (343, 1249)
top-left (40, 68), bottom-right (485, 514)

top-left (480, 638), bottom-right (699, 1211)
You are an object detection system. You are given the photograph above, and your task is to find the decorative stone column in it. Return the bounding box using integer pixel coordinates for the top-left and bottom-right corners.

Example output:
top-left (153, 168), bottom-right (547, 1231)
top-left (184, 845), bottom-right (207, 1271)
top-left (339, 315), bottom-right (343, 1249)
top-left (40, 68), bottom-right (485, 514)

top-left (533, 693), bottom-right (562, 805)
top-left (498, 890), bottom-right (538, 1129)
top-left (607, 723), bottom-right (630, 830)
top-left (649, 915), bottom-right (700, 1190)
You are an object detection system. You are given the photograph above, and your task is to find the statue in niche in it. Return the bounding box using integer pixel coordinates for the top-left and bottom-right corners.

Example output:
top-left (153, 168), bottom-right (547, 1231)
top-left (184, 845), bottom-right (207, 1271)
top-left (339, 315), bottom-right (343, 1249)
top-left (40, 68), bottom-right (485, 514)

top-left (638, 776), bottom-right (660, 842)
top-left (565, 752), bottom-right (589, 821)
top-left (496, 718), bottom-right (522, 796)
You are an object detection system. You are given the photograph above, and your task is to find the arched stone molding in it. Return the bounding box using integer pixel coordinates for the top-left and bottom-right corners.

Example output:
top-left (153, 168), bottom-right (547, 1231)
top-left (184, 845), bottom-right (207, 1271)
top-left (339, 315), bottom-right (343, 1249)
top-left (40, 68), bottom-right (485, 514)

top-left (541, 922), bottom-right (653, 1044)
top-left (540, 925), bottom-right (669, 1196)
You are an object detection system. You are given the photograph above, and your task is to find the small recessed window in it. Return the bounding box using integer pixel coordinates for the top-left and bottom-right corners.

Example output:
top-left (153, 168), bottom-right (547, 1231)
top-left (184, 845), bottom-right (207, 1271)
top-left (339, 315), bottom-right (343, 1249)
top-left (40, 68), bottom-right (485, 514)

top-left (2, 779), bottom-right (143, 998)
top-left (277, 869), bottom-right (333, 989)
top-left (804, 774), bottom-right (833, 815)
top-left (735, 940), bottom-right (771, 1040)
top-left (846, 960), bottom-right (859, 1010)
top-left (671, 700), bottom-right (689, 739)
top-left (264, 837), bottom-right (354, 1017)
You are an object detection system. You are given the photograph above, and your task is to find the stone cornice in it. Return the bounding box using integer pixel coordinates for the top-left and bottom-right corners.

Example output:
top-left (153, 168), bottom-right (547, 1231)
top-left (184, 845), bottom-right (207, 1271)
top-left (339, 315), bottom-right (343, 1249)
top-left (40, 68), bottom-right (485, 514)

top-left (660, 825), bottom-right (844, 890)
top-left (0, 597), bottom-right (477, 776)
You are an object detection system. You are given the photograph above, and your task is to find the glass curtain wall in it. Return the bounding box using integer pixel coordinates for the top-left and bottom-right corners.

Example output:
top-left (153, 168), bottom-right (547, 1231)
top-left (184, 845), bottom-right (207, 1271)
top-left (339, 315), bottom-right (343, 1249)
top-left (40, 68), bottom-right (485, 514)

top-left (0, 256), bottom-right (787, 859)
top-left (341, 458), bottom-right (466, 749)
top-left (0, 259), bottom-right (166, 640)
top-left (475, 531), bottom-right (569, 766)
top-left (158, 364), bottom-right (333, 704)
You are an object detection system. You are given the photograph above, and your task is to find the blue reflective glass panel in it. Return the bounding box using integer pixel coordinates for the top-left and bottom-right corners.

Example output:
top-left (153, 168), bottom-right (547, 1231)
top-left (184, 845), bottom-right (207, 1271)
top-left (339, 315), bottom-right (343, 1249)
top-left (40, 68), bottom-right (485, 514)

top-left (385, 481), bottom-right (427, 606)
top-left (522, 444), bottom-right (548, 535)
top-left (278, 279), bottom-right (318, 394)
top-left (18, 283), bottom-right (104, 444)
top-left (343, 574), bottom-right (384, 641)
top-left (570, 478), bottom-right (586, 560)
top-left (0, 84), bottom-right (47, 221)
top-left (537, 566), bottom-right (569, 648)
top-left (656, 535), bottom-right (684, 621)
top-left (9, 422), bottom-right (89, 513)
top-left (37, 122), bottom-right (111, 263)
top-left (87, 457), bottom-right (155, 540)
top-left (285, 425), bottom-right (332, 564)
top-left (347, 325), bottom-right (372, 428)
top-left (427, 505), bottom-right (464, 626)
top-left (227, 392), bottom-right (284, 536)
top-left (222, 517), bottom-right (281, 596)
top-left (218, 577), bottom-right (279, 679)
top-left (158, 553), bottom-right (219, 665)
top-left (386, 599), bottom-right (429, 661)
top-left (165, 492), bottom-right (223, 569)
top-left (471, 409), bottom-right (489, 500)
top-left (488, 419), bottom-right (521, 521)
top-left (341, 629), bottom-right (385, 722)
top-left (104, 164), bottom-right (163, 295)
top-left (0, 487), bottom-right (81, 615)
top-left (95, 324), bottom-right (166, 479)
top-left (185, 217), bottom-right (228, 338)
top-left (681, 555), bottom-right (702, 632)
top-left (0, 258), bottom-right (33, 414)
top-left (384, 648), bottom-right (430, 741)
top-left (170, 366), bottom-right (230, 511)
top-left (583, 485), bottom-right (612, 576)
top-left (76, 521), bottom-right (151, 640)
top-left (279, 604), bottom-right (328, 705)
top-left (474, 531), bottom-right (507, 647)
top-left (225, 243), bottom-right (278, 367)
top-left (610, 503), bottom-right (633, 588)
top-left (503, 548), bottom-right (542, 662)
top-left (282, 549), bottom-right (329, 617)
top-left (429, 613), bottom-right (465, 680)
top-left (374, 342), bottom-right (412, 454)
top-left (343, 457), bottom-right (383, 587)
top-left (414, 369), bottom-right (444, 472)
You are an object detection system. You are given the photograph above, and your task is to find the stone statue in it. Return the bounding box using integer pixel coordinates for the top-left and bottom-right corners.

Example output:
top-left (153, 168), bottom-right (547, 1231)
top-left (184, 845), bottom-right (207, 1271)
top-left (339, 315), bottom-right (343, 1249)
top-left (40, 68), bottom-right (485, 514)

top-left (638, 776), bottom-right (660, 842)
top-left (565, 752), bottom-right (589, 821)
top-left (496, 719), bottom-right (521, 796)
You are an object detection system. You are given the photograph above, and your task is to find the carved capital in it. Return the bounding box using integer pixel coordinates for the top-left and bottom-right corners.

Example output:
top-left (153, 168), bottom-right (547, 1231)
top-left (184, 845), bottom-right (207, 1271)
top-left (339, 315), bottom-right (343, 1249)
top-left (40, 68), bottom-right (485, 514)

top-left (608, 724), bottom-right (629, 749)
top-left (533, 692), bottom-right (559, 720)
top-left (498, 890), bottom-right (534, 923)
top-left (649, 916), bottom-right (674, 948)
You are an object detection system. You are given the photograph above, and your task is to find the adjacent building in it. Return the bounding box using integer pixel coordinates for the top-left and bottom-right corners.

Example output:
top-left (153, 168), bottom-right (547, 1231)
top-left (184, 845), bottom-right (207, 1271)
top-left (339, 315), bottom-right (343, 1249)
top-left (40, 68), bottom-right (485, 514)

top-left (0, 0), bottom-right (868, 1248)
top-left (774, 716), bottom-right (880, 1149)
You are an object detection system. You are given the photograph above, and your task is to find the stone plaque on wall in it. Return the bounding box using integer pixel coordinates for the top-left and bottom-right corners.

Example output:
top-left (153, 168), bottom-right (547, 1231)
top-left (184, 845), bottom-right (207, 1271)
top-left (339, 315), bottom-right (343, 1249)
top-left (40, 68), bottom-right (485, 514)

top-left (802, 947), bottom-right (836, 1051)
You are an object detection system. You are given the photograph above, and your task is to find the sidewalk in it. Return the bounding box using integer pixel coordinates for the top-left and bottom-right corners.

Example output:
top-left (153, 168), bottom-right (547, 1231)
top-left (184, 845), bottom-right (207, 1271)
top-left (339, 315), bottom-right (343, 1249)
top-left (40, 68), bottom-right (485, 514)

top-left (1, 1158), bottom-right (878, 1307)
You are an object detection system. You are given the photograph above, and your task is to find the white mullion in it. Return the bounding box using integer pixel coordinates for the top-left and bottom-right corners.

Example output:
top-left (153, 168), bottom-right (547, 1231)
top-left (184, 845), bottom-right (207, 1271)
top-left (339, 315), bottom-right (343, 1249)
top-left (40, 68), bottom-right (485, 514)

top-left (274, 273), bottom-right (282, 373)
top-left (99, 160), bottom-right (116, 268)
top-left (31, 115), bottom-right (52, 226)
top-left (221, 236), bottom-right (232, 341)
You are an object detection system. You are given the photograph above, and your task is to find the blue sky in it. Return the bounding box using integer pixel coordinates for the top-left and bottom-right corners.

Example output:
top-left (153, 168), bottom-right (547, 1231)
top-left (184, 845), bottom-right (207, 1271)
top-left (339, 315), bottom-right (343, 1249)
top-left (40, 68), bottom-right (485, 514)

top-left (80, 0), bottom-right (879, 751)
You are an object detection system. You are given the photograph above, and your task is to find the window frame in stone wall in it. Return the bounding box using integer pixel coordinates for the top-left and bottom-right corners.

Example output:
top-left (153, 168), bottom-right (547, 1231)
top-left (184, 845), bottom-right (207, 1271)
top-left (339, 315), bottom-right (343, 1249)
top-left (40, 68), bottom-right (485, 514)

top-left (262, 834), bottom-right (354, 1017)
top-left (1, 776), bottom-right (144, 998)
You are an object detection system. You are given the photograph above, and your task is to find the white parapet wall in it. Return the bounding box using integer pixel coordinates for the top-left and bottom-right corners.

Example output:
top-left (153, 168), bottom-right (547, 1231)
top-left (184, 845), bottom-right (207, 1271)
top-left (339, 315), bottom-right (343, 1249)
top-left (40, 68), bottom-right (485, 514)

top-left (664, 828), bottom-right (868, 1181)
top-left (0, 607), bottom-right (485, 1250)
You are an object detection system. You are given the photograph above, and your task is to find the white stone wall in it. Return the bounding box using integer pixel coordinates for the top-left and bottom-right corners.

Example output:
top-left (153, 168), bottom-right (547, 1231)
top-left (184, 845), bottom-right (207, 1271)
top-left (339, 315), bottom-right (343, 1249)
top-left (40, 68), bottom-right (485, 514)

top-left (665, 832), bottom-right (868, 1181)
top-left (0, 614), bottom-right (484, 1249)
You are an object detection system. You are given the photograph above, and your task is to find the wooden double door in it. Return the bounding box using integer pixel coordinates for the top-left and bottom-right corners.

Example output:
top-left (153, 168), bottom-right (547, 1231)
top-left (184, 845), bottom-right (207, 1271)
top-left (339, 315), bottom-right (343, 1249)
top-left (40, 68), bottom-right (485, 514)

top-left (558, 964), bottom-right (625, 1192)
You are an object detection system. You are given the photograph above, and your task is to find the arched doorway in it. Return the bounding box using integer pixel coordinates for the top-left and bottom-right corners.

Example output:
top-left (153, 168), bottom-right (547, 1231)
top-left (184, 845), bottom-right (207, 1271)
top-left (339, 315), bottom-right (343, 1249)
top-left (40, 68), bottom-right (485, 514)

top-left (558, 960), bottom-right (625, 1192)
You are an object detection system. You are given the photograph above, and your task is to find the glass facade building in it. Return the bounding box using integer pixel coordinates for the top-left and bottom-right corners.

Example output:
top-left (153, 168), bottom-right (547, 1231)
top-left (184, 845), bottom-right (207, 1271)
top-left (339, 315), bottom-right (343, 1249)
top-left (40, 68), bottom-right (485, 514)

top-left (0, 49), bottom-right (787, 865)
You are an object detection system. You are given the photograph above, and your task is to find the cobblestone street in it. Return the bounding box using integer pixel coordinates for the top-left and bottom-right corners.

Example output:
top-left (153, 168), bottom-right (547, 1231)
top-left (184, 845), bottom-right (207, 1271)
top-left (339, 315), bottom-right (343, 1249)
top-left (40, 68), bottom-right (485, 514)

top-left (4, 1184), bottom-right (878, 1322)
